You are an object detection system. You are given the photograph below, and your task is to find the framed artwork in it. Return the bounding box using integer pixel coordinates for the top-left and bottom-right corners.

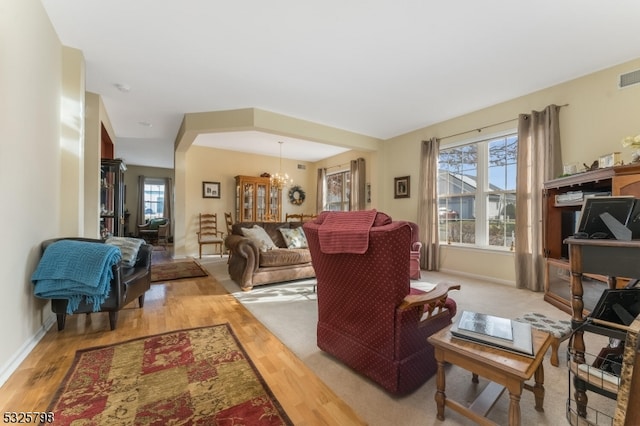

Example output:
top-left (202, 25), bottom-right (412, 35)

top-left (202, 181), bottom-right (220, 198)
top-left (394, 176), bottom-right (410, 199)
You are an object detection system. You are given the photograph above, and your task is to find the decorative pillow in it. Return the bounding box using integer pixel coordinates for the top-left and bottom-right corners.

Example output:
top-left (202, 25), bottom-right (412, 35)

top-left (241, 225), bottom-right (277, 252)
top-left (105, 236), bottom-right (145, 267)
top-left (279, 227), bottom-right (308, 249)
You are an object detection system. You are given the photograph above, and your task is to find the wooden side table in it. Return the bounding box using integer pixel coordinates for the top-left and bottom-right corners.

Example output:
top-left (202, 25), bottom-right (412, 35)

top-left (428, 326), bottom-right (552, 426)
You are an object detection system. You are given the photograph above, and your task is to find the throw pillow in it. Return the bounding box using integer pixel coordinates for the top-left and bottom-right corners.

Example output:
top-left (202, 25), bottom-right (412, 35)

top-left (279, 227), bottom-right (308, 249)
top-left (105, 236), bottom-right (145, 267)
top-left (241, 225), bottom-right (277, 252)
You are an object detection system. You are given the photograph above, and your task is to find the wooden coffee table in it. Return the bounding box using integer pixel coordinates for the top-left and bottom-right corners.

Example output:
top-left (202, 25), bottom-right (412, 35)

top-left (428, 326), bottom-right (552, 426)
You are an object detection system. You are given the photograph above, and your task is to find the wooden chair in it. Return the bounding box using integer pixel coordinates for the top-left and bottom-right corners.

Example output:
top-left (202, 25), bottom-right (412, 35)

top-left (197, 213), bottom-right (224, 258)
top-left (224, 212), bottom-right (233, 235)
top-left (224, 212), bottom-right (233, 262)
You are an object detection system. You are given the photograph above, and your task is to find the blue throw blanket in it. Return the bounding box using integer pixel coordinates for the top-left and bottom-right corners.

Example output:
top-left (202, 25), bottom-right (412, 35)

top-left (31, 240), bottom-right (122, 314)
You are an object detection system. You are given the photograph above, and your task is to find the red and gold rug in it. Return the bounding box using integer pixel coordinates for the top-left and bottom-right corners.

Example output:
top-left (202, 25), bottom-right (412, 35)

top-left (47, 324), bottom-right (292, 425)
top-left (151, 260), bottom-right (208, 282)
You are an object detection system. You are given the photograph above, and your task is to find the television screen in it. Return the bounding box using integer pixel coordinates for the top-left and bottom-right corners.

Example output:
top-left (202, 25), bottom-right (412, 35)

top-left (576, 196), bottom-right (636, 239)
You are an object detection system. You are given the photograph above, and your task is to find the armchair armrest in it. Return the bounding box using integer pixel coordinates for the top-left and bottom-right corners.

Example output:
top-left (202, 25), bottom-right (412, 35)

top-left (399, 282), bottom-right (460, 318)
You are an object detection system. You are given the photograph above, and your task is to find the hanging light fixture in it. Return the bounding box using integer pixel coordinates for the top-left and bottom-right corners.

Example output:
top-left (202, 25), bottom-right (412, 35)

top-left (270, 141), bottom-right (293, 190)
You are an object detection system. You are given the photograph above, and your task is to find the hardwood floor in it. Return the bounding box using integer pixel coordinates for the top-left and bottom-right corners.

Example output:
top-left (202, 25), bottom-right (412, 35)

top-left (0, 247), bottom-right (365, 425)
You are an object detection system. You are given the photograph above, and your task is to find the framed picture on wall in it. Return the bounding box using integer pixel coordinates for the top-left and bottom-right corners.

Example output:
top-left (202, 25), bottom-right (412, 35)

top-left (394, 176), bottom-right (410, 199)
top-left (202, 181), bottom-right (220, 198)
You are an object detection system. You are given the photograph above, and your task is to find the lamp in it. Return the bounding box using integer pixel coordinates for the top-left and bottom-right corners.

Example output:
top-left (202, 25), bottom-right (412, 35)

top-left (270, 141), bottom-right (293, 189)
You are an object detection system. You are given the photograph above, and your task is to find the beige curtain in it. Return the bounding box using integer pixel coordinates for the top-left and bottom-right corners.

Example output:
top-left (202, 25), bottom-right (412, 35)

top-left (418, 138), bottom-right (440, 270)
top-left (136, 175), bottom-right (146, 233)
top-left (515, 105), bottom-right (562, 291)
top-left (163, 177), bottom-right (173, 239)
top-left (316, 168), bottom-right (326, 213)
top-left (349, 158), bottom-right (366, 211)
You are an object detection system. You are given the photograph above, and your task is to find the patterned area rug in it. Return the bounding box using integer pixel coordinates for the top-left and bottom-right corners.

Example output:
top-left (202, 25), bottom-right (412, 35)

top-left (47, 324), bottom-right (292, 425)
top-left (151, 260), bottom-right (208, 282)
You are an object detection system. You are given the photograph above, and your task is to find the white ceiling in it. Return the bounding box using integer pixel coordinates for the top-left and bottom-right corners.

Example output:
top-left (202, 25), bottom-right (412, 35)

top-left (41, 0), bottom-right (640, 169)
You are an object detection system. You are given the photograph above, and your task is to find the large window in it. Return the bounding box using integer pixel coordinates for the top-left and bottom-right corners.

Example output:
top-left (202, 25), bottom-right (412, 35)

top-left (438, 132), bottom-right (517, 249)
top-left (325, 170), bottom-right (351, 211)
top-left (143, 178), bottom-right (165, 221)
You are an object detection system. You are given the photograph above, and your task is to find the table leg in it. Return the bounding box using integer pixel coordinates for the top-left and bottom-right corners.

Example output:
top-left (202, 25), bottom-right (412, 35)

top-left (533, 362), bottom-right (545, 412)
top-left (435, 356), bottom-right (446, 421)
top-left (508, 391), bottom-right (522, 426)
top-left (472, 372), bottom-right (479, 383)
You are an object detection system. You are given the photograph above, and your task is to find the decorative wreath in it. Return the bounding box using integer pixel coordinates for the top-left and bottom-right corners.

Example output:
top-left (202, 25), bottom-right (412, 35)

top-left (288, 185), bottom-right (306, 205)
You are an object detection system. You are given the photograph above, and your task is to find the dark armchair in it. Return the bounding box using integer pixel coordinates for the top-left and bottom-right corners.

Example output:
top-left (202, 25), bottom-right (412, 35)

top-left (39, 237), bottom-right (152, 331)
top-left (304, 211), bottom-right (459, 395)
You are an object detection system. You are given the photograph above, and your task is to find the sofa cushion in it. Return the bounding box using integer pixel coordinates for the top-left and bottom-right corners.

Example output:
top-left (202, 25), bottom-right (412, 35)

top-left (105, 236), bottom-right (145, 267)
top-left (279, 227), bottom-right (308, 248)
top-left (241, 225), bottom-right (277, 252)
top-left (259, 248), bottom-right (312, 267)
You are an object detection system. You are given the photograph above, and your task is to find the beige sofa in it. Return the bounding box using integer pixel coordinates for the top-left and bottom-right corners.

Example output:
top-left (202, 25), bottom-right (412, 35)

top-left (225, 221), bottom-right (315, 291)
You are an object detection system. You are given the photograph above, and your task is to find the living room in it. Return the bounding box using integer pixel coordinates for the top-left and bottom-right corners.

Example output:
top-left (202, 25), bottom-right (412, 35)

top-left (3, 1), bottom-right (640, 423)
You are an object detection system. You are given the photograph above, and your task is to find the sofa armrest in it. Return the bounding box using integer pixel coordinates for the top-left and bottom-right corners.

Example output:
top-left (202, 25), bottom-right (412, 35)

top-left (399, 282), bottom-right (460, 318)
top-left (135, 244), bottom-right (153, 271)
top-left (226, 234), bottom-right (258, 261)
top-left (226, 234), bottom-right (261, 289)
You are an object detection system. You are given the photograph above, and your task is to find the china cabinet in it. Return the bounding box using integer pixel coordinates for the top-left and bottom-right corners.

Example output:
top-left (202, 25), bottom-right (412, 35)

top-left (235, 175), bottom-right (281, 222)
top-left (100, 159), bottom-right (126, 238)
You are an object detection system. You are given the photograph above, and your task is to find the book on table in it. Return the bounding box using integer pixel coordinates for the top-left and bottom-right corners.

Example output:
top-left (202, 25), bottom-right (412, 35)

top-left (450, 311), bottom-right (534, 357)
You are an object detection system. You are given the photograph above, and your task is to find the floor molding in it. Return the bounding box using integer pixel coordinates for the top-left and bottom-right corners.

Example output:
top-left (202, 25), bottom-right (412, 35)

top-left (0, 314), bottom-right (55, 387)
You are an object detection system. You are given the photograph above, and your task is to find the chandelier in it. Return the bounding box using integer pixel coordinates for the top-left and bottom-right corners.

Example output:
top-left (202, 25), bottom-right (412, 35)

top-left (270, 141), bottom-right (293, 190)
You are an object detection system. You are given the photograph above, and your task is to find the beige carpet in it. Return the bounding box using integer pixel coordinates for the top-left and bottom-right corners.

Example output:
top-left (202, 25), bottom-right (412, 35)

top-left (200, 257), bottom-right (615, 426)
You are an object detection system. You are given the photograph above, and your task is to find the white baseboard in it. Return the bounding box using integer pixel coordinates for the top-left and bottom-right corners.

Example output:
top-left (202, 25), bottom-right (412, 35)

top-left (0, 314), bottom-right (56, 388)
top-left (438, 267), bottom-right (515, 287)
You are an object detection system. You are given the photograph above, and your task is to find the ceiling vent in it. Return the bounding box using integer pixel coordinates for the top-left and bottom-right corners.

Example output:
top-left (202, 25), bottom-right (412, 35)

top-left (619, 69), bottom-right (640, 89)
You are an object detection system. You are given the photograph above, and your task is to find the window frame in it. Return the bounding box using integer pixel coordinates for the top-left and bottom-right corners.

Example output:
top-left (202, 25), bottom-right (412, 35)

top-left (325, 169), bottom-right (351, 211)
top-left (437, 129), bottom-right (517, 250)
top-left (143, 178), bottom-right (166, 221)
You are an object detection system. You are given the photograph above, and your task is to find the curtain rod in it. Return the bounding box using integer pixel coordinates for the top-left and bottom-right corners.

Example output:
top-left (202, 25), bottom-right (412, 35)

top-left (435, 103), bottom-right (569, 142)
top-left (326, 162), bottom-right (350, 171)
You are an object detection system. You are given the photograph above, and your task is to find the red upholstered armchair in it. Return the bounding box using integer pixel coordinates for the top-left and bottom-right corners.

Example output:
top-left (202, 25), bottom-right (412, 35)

top-left (303, 210), bottom-right (459, 395)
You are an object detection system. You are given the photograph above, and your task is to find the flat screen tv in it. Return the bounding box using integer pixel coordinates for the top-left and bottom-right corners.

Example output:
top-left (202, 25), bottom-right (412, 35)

top-left (576, 196), bottom-right (636, 239)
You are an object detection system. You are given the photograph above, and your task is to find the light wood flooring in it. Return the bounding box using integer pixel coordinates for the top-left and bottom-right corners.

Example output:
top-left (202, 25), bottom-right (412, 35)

top-left (0, 247), bottom-right (365, 425)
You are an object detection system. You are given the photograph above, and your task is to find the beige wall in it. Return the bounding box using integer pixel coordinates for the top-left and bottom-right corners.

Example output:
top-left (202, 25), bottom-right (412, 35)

top-left (174, 109), bottom-right (381, 257)
top-left (177, 146), bottom-right (380, 258)
top-left (380, 57), bottom-right (640, 284)
top-left (180, 147), bottom-right (317, 257)
top-left (59, 47), bottom-right (85, 236)
top-left (0, 0), bottom-right (63, 383)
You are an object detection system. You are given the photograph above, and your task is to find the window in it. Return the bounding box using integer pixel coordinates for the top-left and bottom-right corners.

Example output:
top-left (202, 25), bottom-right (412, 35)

top-left (437, 132), bottom-right (517, 249)
top-left (143, 178), bottom-right (165, 221)
top-left (325, 170), bottom-right (351, 211)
